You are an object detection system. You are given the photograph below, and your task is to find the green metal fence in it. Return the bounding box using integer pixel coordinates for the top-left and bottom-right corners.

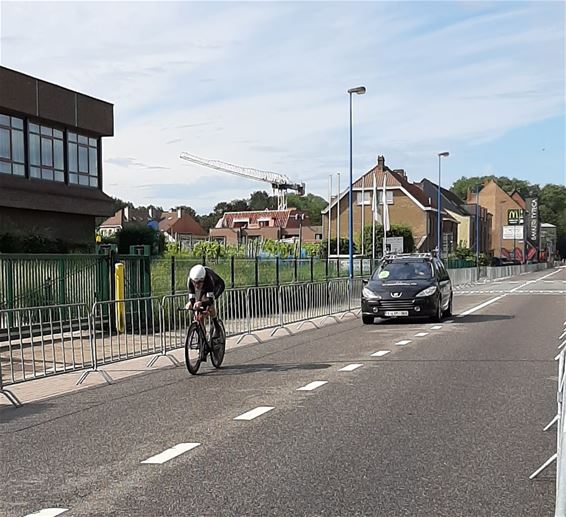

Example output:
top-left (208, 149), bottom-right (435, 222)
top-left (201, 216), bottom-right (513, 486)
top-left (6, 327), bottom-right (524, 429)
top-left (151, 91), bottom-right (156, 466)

top-left (0, 254), bottom-right (107, 311)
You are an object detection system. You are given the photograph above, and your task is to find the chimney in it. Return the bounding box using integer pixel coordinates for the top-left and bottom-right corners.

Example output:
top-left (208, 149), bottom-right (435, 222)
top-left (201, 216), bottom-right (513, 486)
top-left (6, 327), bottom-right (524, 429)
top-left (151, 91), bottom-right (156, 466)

top-left (377, 155), bottom-right (385, 169)
top-left (177, 207), bottom-right (183, 218)
top-left (393, 169), bottom-right (407, 180)
top-left (124, 206), bottom-right (130, 221)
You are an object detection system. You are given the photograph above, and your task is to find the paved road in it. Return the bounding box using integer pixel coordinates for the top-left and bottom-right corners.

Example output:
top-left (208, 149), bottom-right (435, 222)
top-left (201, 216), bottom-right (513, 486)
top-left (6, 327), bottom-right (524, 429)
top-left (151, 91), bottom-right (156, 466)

top-left (1, 267), bottom-right (565, 517)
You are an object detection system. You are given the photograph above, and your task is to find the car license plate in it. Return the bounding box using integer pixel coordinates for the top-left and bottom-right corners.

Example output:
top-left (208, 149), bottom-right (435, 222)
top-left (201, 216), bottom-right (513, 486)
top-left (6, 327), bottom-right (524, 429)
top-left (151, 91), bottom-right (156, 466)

top-left (384, 310), bottom-right (409, 317)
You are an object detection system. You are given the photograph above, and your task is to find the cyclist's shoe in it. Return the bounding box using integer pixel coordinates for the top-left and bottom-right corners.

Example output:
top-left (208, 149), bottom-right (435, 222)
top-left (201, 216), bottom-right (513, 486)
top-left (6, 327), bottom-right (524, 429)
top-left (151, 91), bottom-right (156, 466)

top-left (212, 321), bottom-right (221, 340)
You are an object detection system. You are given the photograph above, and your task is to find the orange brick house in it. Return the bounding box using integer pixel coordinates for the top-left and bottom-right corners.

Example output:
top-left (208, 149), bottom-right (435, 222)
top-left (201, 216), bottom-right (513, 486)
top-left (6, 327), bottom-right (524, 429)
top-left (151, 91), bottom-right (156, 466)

top-left (209, 208), bottom-right (322, 246)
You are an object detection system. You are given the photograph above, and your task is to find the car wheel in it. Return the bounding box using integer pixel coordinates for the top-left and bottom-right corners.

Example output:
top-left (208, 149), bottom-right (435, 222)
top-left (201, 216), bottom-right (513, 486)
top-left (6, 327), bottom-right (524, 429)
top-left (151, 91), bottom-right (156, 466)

top-left (432, 298), bottom-right (443, 323)
top-left (444, 295), bottom-right (453, 317)
top-left (362, 315), bottom-right (374, 325)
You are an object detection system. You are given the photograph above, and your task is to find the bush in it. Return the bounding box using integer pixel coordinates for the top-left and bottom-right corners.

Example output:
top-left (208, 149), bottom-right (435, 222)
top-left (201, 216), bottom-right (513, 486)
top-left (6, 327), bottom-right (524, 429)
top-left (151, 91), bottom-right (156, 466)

top-left (360, 224), bottom-right (415, 256)
top-left (0, 233), bottom-right (93, 253)
top-left (115, 224), bottom-right (165, 255)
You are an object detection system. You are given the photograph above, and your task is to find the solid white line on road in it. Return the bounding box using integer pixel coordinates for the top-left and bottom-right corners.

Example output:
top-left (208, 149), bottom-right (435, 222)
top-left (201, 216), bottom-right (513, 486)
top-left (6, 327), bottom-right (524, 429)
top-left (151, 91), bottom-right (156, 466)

top-left (457, 295), bottom-right (506, 317)
top-left (415, 332), bottom-right (429, 337)
top-left (297, 381), bottom-right (328, 391)
top-left (24, 510), bottom-right (68, 517)
top-left (509, 281), bottom-right (520, 284)
top-left (234, 406), bottom-right (274, 421)
top-left (396, 340), bottom-right (412, 346)
top-left (560, 330), bottom-right (566, 340)
top-left (431, 325), bottom-right (443, 330)
top-left (339, 363), bottom-right (363, 372)
top-left (141, 443), bottom-right (201, 464)
top-left (371, 350), bottom-right (391, 357)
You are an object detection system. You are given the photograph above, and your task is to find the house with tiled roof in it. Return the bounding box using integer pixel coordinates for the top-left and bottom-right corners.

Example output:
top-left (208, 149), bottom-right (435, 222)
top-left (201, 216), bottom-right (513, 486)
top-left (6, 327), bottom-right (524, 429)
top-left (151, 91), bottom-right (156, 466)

top-left (209, 208), bottom-right (322, 245)
top-left (98, 206), bottom-right (207, 243)
top-left (322, 156), bottom-right (458, 254)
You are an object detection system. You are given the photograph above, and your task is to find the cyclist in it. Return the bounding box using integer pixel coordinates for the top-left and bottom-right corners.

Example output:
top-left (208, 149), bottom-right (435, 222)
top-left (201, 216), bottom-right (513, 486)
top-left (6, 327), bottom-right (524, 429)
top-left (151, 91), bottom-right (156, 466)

top-left (186, 264), bottom-right (225, 340)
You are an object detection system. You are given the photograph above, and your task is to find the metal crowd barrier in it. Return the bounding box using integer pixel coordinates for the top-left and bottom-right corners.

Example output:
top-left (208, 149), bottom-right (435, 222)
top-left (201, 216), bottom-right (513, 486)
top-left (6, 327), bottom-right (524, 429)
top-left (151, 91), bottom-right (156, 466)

top-left (0, 303), bottom-right (91, 388)
top-left (530, 322), bottom-right (566, 516)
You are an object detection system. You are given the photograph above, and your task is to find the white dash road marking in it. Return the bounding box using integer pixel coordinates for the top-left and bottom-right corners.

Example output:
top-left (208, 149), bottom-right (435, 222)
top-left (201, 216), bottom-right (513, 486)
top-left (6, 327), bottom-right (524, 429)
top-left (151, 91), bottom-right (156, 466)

top-left (431, 325), bottom-right (443, 330)
top-left (24, 510), bottom-right (69, 517)
top-left (371, 350), bottom-right (391, 357)
top-left (339, 363), bottom-right (364, 372)
top-left (235, 406), bottom-right (274, 421)
top-left (141, 443), bottom-right (201, 464)
top-left (395, 340), bottom-right (412, 346)
top-left (415, 332), bottom-right (429, 337)
top-left (457, 295), bottom-right (505, 317)
top-left (297, 381), bottom-right (328, 391)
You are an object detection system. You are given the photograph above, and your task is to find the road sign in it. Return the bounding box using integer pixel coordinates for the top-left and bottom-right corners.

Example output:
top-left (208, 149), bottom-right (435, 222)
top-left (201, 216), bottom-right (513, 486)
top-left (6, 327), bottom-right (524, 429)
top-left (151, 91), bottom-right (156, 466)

top-left (385, 236), bottom-right (404, 254)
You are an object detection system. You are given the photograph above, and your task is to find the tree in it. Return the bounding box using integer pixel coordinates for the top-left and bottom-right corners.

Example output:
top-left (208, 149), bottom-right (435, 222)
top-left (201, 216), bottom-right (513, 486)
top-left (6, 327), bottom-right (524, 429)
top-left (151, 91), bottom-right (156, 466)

top-left (286, 193), bottom-right (327, 225)
top-left (249, 191), bottom-right (277, 211)
top-left (450, 176), bottom-right (538, 201)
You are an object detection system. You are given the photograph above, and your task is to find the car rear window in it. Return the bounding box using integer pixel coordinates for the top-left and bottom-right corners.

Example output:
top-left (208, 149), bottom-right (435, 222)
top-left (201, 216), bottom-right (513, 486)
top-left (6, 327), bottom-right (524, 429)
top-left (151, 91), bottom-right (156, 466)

top-left (373, 261), bottom-right (432, 281)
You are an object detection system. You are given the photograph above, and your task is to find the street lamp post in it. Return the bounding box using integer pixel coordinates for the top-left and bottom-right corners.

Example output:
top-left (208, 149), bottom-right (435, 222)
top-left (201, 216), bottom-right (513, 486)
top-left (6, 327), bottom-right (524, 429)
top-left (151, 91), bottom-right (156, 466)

top-left (475, 184), bottom-right (481, 268)
top-left (348, 86), bottom-right (366, 278)
top-left (437, 152), bottom-right (449, 258)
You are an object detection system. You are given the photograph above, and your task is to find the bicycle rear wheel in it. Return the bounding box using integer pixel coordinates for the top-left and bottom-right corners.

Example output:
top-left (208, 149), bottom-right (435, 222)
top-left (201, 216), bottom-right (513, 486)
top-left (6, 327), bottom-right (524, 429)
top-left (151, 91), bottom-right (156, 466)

top-left (185, 323), bottom-right (202, 375)
top-left (210, 320), bottom-right (226, 369)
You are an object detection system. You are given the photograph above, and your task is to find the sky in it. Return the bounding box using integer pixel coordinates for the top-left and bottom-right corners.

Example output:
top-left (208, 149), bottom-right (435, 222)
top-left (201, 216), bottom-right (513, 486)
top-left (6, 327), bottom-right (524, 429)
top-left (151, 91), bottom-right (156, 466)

top-left (0, 0), bottom-right (564, 214)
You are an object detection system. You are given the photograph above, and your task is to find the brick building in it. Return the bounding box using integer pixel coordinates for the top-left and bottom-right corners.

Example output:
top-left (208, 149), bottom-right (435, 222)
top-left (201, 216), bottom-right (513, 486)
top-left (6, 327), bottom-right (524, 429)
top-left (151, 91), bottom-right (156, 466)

top-left (210, 208), bottom-right (322, 246)
top-left (322, 156), bottom-right (458, 254)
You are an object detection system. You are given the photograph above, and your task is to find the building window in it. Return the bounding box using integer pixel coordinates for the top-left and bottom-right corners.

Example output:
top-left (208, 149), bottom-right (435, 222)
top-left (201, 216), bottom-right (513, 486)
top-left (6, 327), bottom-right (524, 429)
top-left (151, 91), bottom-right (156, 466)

top-left (28, 122), bottom-right (65, 182)
top-left (378, 191), bottom-right (394, 204)
top-left (0, 114), bottom-right (25, 176)
top-left (356, 192), bottom-right (371, 205)
top-left (68, 132), bottom-right (98, 187)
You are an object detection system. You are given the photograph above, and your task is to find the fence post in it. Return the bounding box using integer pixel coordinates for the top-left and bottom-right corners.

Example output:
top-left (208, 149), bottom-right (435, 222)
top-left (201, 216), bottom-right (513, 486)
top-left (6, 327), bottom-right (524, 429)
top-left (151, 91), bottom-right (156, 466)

top-left (337, 258), bottom-right (340, 278)
top-left (171, 255), bottom-right (176, 295)
top-left (58, 258), bottom-right (66, 305)
top-left (294, 257), bottom-right (298, 283)
top-left (325, 257), bottom-right (329, 279)
top-left (276, 257), bottom-right (280, 286)
top-left (255, 256), bottom-right (259, 287)
top-left (5, 259), bottom-right (14, 327)
top-left (230, 255), bottom-right (235, 289)
top-left (310, 256), bottom-right (314, 283)
top-left (202, 253), bottom-right (206, 267)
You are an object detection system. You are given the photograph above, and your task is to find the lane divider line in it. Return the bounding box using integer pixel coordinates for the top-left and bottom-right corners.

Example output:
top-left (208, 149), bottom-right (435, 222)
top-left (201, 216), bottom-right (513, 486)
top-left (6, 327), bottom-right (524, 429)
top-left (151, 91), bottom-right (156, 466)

top-left (415, 332), bottom-right (429, 337)
top-left (431, 325), bottom-right (443, 330)
top-left (24, 510), bottom-right (69, 517)
top-left (141, 443), bottom-right (201, 464)
top-left (339, 363), bottom-right (363, 372)
top-left (395, 340), bottom-right (412, 346)
top-left (234, 406), bottom-right (274, 421)
top-left (371, 350), bottom-right (390, 357)
top-left (297, 381), bottom-right (328, 391)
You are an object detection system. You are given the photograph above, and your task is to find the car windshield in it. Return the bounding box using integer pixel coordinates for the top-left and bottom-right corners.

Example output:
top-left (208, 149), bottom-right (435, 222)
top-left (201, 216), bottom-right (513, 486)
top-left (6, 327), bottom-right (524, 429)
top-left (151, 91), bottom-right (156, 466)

top-left (373, 261), bottom-right (432, 281)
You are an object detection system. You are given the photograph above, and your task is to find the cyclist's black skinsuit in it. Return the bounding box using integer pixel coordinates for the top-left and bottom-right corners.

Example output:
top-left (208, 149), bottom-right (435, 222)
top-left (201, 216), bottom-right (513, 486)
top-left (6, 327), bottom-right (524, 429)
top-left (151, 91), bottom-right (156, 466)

top-left (187, 267), bottom-right (225, 308)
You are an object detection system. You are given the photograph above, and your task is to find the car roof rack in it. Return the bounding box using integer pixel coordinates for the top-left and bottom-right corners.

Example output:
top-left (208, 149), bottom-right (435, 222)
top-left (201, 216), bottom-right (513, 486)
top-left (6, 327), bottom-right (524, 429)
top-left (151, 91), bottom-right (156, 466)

top-left (384, 252), bottom-right (434, 260)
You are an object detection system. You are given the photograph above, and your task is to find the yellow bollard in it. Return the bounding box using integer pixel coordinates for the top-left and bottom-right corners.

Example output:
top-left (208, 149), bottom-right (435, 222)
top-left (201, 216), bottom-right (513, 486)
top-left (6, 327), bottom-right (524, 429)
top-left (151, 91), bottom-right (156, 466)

top-left (115, 262), bottom-right (125, 333)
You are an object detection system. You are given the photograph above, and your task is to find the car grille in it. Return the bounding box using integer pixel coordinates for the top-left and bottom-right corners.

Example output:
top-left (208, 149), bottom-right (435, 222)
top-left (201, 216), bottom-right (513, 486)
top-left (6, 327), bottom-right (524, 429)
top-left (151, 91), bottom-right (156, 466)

top-left (379, 300), bottom-right (415, 310)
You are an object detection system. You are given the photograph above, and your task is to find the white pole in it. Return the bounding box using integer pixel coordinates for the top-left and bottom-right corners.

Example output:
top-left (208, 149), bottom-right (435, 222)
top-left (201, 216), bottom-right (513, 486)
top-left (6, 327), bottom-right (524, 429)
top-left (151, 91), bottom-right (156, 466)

top-left (336, 172), bottom-right (341, 256)
top-left (361, 176), bottom-right (365, 256)
top-left (372, 172), bottom-right (376, 264)
top-left (382, 171), bottom-right (388, 257)
top-left (327, 174), bottom-right (332, 258)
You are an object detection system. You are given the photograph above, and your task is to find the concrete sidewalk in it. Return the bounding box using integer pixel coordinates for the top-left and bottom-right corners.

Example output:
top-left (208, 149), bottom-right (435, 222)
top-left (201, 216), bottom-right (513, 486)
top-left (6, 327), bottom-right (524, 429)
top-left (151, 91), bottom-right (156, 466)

top-left (0, 310), bottom-right (358, 408)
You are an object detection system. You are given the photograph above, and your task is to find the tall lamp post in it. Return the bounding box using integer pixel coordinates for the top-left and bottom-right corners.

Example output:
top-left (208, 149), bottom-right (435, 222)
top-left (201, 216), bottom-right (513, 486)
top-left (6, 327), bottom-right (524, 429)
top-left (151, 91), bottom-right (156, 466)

top-left (348, 86), bottom-right (366, 278)
top-left (437, 152), bottom-right (449, 258)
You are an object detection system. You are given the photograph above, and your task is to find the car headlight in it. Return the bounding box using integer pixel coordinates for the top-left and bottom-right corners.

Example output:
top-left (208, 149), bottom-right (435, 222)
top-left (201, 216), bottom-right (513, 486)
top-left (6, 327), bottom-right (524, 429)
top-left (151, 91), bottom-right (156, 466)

top-left (362, 287), bottom-right (381, 299)
top-left (416, 286), bottom-right (437, 297)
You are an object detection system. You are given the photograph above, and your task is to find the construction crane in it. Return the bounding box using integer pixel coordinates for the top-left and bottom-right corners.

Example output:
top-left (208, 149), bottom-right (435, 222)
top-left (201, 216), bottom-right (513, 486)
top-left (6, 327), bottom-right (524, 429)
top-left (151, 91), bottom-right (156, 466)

top-left (180, 152), bottom-right (305, 210)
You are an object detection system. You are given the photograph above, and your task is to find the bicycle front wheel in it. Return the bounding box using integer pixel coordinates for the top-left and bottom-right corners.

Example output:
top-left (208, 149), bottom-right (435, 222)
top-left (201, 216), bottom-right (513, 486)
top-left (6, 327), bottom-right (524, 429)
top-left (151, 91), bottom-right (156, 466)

top-left (210, 320), bottom-right (226, 369)
top-left (185, 323), bottom-right (202, 375)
